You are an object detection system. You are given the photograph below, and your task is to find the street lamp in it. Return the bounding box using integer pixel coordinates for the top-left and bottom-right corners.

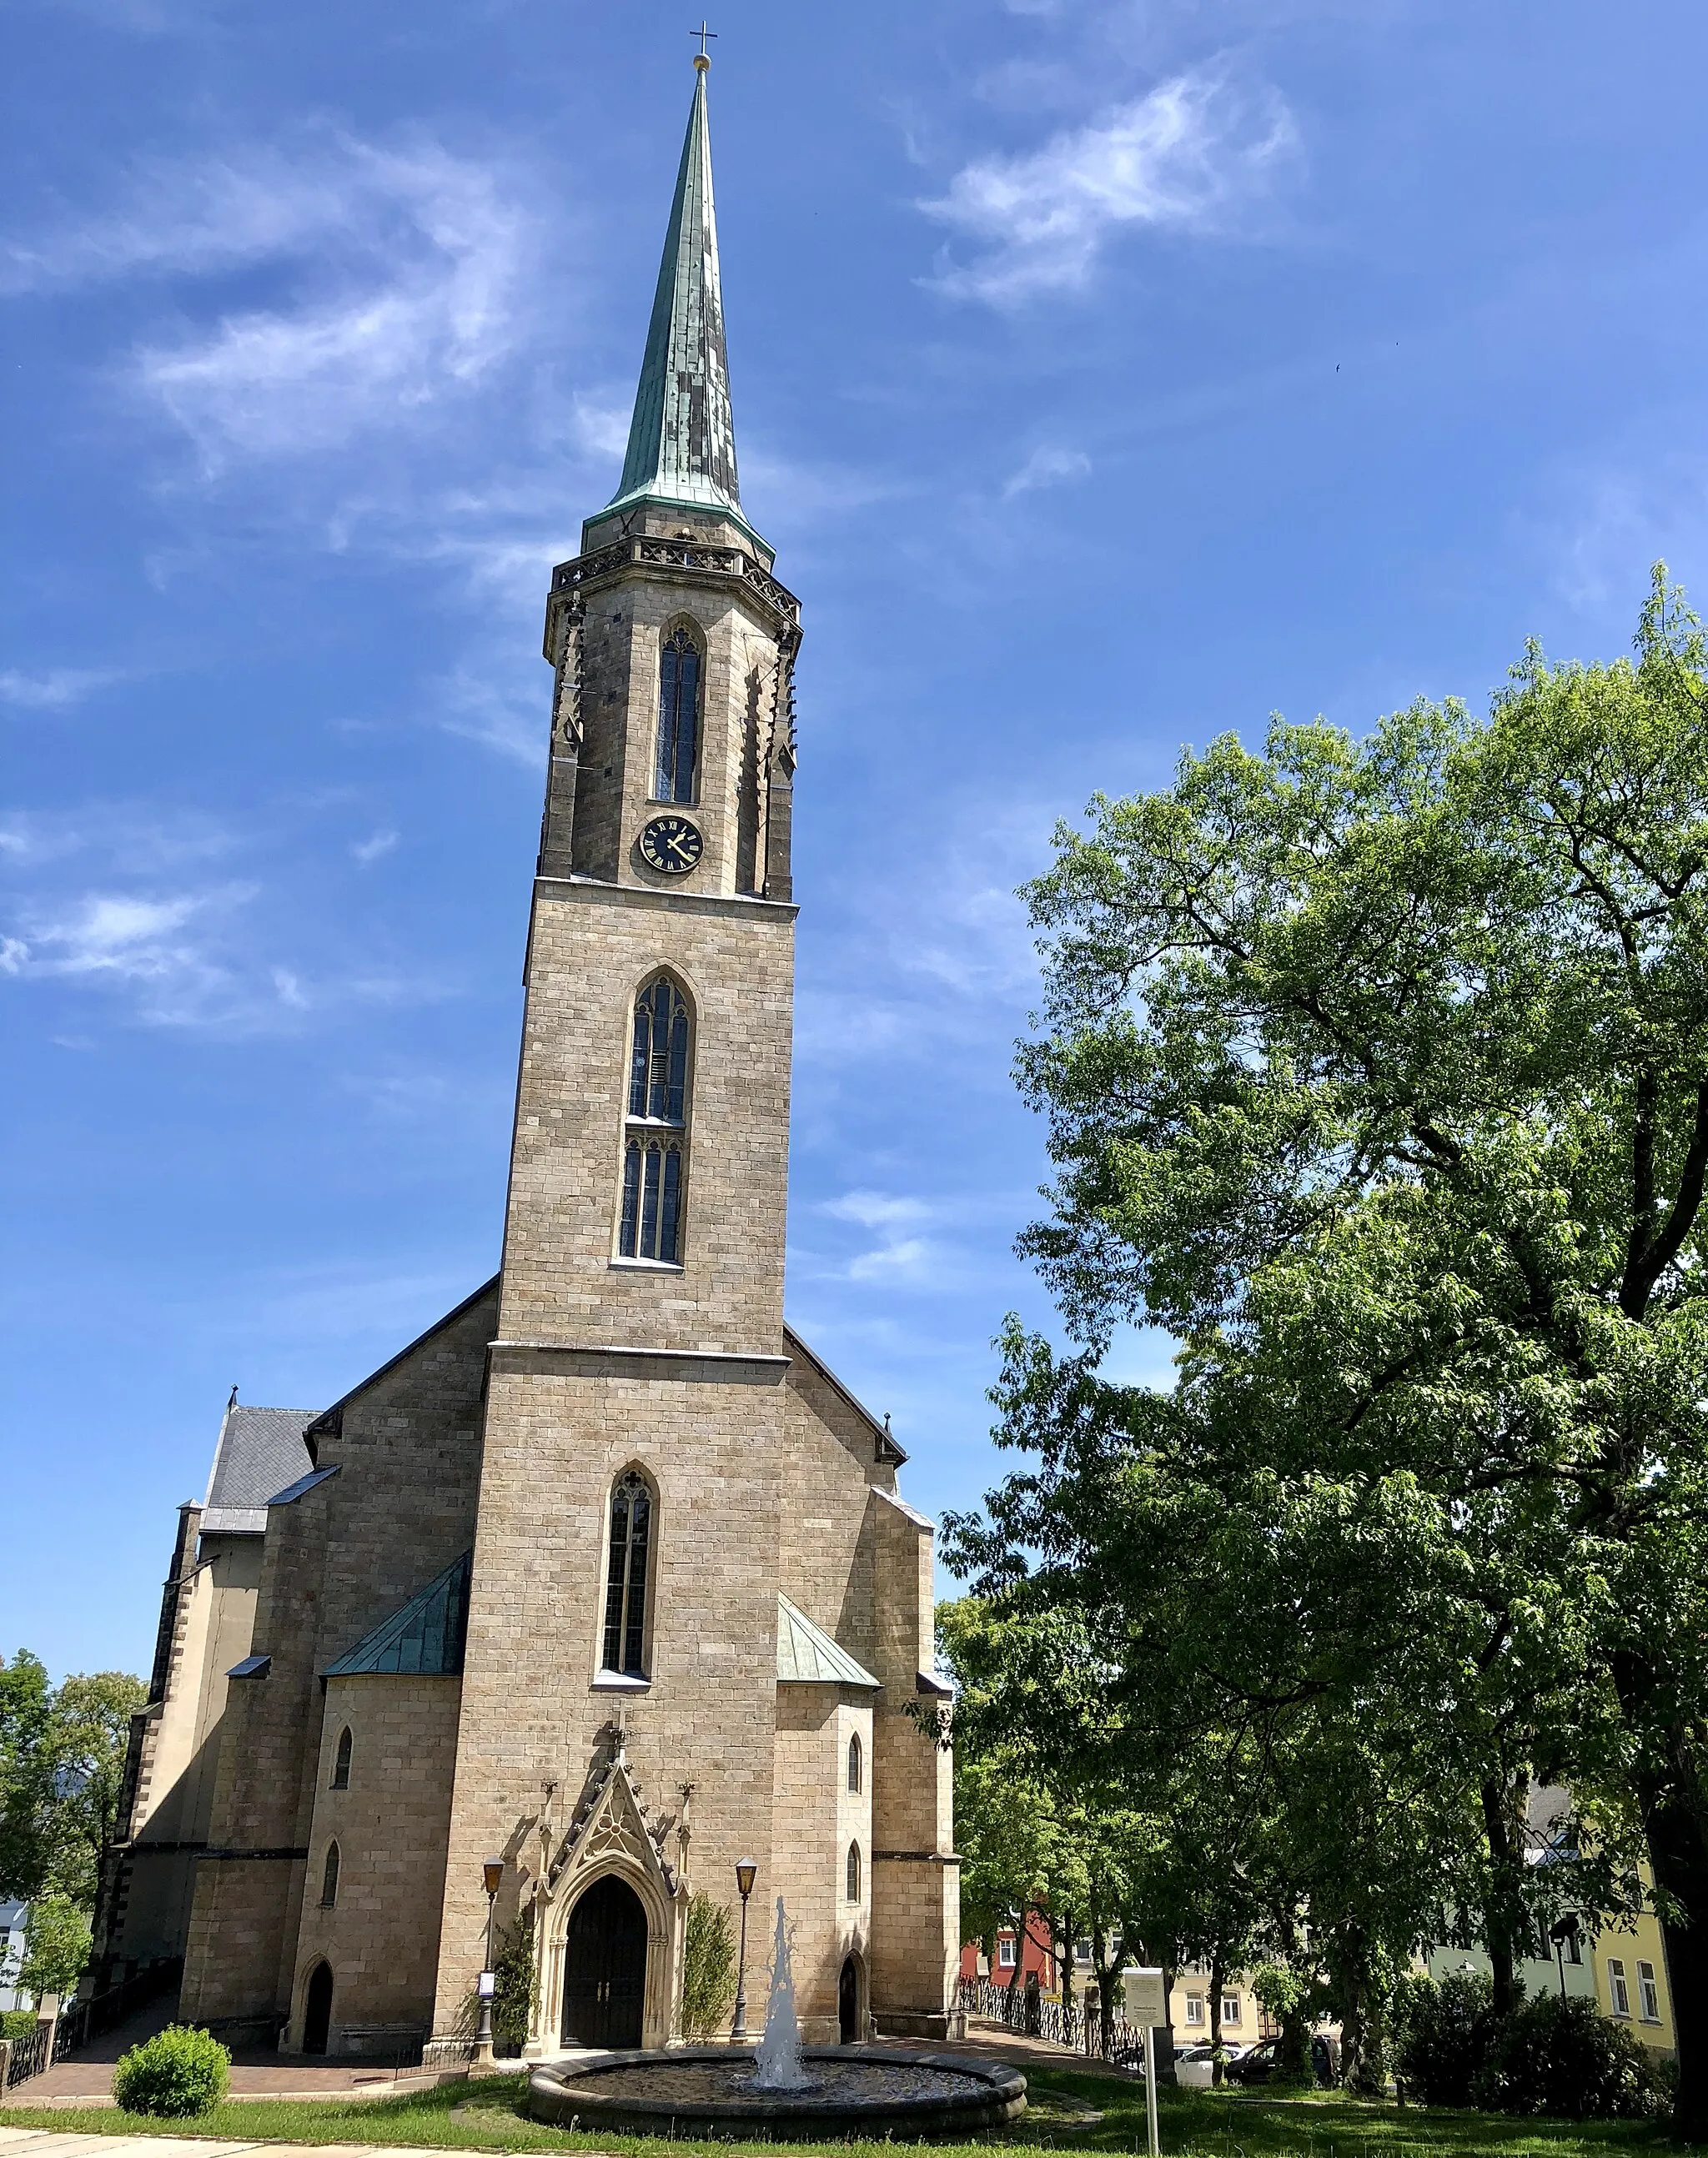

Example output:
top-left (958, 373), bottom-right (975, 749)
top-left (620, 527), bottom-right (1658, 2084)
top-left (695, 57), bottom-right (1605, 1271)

top-left (731, 1859), bottom-right (757, 2043)
top-left (475, 1857), bottom-right (504, 2066)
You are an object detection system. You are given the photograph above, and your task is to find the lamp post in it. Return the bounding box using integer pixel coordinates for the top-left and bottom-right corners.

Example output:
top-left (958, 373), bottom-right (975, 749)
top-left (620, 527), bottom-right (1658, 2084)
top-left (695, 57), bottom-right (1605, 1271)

top-left (731, 1859), bottom-right (757, 2043)
top-left (475, 1857), bottom-right (504, 2068)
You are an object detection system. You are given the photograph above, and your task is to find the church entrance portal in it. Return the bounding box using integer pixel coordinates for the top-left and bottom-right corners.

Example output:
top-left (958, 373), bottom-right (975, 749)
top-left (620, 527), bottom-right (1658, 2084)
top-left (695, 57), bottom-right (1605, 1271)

top-left (838, 1955), bottom-right (861, 2044)
top-left (561, 1874), bottom-right (647, 2050)
top-left (303, 1960), bottom-right (334, 2055)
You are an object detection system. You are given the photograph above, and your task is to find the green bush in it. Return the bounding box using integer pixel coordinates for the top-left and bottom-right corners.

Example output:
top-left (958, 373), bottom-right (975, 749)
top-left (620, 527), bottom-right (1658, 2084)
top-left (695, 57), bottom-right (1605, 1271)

top-left (1394, 1970), bottom-right (1500, 2106)
top-left (680, 1891), bottom-right (738, 2040)
top-left (0, 2007), bottom-right (38, 2042)
top-left (111, 2024), bottom-right (230, 2117)
top-left (1471, 1993), bottom-right (1665, 2120)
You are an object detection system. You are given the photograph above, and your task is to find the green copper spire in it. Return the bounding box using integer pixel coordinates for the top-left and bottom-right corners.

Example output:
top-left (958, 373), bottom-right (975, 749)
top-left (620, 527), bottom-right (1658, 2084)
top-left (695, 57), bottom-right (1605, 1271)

top-left (607, 58), bottom-right (742, 522)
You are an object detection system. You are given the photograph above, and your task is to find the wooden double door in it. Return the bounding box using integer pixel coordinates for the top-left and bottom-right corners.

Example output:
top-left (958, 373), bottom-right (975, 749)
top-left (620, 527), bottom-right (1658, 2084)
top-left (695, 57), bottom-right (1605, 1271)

top-left (560, 1874), bottom-right (648, 2050)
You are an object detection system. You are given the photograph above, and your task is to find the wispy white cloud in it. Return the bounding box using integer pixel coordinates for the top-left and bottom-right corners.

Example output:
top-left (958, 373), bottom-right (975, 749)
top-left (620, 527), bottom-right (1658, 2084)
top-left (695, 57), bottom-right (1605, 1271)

top-left (922, 65), bottom-right (1298, 303)
top-left (0, 666), bottom-right (126, 710)
top-left (349, 827), bottom-right (399, 865)
top-left (435, 665), bottom-right (545, 766)
top-left (7, 137), bottom-right (535, 466)
top-left (1003, 444), bottom-right (1092, 498)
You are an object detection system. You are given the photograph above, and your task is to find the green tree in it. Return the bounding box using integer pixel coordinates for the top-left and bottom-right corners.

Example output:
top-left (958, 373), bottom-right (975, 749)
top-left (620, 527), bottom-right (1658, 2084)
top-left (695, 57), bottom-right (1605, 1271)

top-left (18, 1891), bottom-right (92, 2002)
top-left (961, 569), bottom-right (1708, 2130)
top-left (0, 1654), bottom-right (58, 1901)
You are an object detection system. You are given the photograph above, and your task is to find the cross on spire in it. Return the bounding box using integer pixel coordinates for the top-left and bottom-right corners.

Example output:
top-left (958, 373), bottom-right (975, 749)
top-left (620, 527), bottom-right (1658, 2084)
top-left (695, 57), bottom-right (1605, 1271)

top-left (691, 19), bottom-right (716, 58)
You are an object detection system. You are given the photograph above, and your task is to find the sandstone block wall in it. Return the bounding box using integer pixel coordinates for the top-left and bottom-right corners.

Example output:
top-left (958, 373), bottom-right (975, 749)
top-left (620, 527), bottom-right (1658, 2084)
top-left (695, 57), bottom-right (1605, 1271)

top-left (771, 1689), bottom-right (873, 2040)
top-left (181, 1282), bottom-right (496, 2035)
top-left (289, 1676), bottom-right (464, 2055)
top-left (430, 1352), bottom-right (786, 2042)
top-left (497, 885), bottom-right (794, 1352)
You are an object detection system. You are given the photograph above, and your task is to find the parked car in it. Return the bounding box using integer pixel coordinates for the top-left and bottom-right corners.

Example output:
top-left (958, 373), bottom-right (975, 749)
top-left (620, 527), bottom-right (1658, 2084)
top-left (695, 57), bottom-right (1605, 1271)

top-left (1225, 2039), bottom-right (1284, 2085)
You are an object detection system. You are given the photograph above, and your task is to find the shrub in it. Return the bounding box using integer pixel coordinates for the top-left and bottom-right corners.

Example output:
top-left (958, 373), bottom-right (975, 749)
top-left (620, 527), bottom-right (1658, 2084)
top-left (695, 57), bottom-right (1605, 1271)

top-left (1394, 1970), bottom-right (1499, 2106)
top-left (1, 2008), bottom-right (38, 2042)
top-left (681, 1891), bottom-right (738, 2040)
top-left (1472, 1993), bottom-right (1665, 2120)
top-left (112, 2024), bottom-right (230, 2117)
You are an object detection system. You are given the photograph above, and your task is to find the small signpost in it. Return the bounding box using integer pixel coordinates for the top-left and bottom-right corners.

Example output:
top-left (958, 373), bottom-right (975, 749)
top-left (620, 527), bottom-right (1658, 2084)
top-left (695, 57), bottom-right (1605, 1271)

top-left (1123, 1974), bottom-right (1167, 2158)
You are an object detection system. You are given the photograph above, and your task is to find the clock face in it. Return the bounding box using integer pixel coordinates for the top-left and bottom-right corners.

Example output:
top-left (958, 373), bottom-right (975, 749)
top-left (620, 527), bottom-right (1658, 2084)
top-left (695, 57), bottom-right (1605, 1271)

top-left (639, 813), bottom-right (704, 876)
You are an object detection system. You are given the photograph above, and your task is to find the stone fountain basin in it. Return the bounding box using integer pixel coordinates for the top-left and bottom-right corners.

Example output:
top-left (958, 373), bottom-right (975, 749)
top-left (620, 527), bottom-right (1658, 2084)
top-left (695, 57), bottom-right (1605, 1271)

top-left (528, 2045), bottom-right (1027, 2138)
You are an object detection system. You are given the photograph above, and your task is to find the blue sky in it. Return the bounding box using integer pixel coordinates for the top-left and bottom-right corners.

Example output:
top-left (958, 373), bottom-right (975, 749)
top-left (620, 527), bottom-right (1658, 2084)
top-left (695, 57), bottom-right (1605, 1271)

top-left (6, 0), bottom-right (1708, 1679)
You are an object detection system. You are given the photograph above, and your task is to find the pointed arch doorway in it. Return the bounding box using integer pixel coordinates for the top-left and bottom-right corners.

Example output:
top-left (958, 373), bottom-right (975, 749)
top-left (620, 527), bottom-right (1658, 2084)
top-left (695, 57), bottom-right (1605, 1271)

top-left (561, 1874), bottom-right (648, 2050)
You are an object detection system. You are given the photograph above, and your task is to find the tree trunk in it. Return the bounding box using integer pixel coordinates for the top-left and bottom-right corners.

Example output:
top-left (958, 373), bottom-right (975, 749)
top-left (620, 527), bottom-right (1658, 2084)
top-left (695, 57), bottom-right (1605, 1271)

top-left (1612, 1650), bottom-right (1708, 2141)
top-left (1156, 1962), bottom-right (1178, 2085)
top-left (1479, 1774), bottom-right (1525, 2020)
top-left (1209, 1947), bottom-right (1225, 2087)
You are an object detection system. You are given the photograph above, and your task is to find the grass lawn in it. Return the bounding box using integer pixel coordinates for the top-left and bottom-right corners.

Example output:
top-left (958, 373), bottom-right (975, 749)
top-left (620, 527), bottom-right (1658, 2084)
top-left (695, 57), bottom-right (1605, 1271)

top-left (0, 2067), bottom-right (1684, 2158)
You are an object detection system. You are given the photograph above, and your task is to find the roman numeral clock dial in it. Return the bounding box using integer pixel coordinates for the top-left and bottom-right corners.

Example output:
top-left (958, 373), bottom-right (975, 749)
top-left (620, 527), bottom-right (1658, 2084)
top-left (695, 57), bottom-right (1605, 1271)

top-left (638, 813), bottom-right (704, 876)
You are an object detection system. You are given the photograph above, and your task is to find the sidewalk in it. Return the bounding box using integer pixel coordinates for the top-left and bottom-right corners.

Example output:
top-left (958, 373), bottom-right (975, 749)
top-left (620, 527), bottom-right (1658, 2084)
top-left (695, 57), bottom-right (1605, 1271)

top-left (0, 2135), bottom-right (460, 2158)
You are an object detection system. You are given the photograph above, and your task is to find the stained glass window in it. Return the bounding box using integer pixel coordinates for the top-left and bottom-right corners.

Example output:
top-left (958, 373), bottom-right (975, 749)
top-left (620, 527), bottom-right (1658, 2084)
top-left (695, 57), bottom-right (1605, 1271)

top-left (603, 1471), bottom-right (653, 1676)
top-left (656, 627), bottom-right (700, 803)
top-left (331, 1727), bottom-right (351, 1790)
top-left (320, 1841), bottom-right (340, 1908)
top-left (629, 978), bottom-right (690, 1122)
top-left (845, 1841), bottom-right (861, 1901)
top-left (620, 978), bottom-right (689, 1262)
top-left (847, 1733), bottom-right (862, 1794)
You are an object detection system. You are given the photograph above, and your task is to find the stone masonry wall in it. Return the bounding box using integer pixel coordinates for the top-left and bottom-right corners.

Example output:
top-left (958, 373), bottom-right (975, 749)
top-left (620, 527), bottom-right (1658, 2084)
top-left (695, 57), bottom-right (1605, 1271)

top-left (495, 886), bottom-right (794, 1353)
top-left (289, 1676), bottom-right (464, 2056)
top-left (430, 1352), bottom-right (786, 2043)
top-left (771, 1689), bottom-right (873, 2042)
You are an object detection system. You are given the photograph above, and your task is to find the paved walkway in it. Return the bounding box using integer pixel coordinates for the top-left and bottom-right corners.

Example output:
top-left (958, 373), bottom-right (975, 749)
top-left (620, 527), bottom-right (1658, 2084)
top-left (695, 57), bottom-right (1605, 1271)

top-left (0, 2135), bottom-right (458, 2158)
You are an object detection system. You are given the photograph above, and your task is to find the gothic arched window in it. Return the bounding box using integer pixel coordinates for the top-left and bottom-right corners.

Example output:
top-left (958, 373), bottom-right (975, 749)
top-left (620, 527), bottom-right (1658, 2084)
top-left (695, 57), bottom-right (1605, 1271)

top-left (655, 626), bottom-right (701, 804)
top-left (602, 1470), bottom-right (654, 1678)
top-left (847, 1733), bottom-right (862, 1794)
top-left (846, 1841), bottom-right (862, 1902)
top-left (320, 1841), bottom-right (340, 1909)
top-left (620, 976), bottom-right (690, 1264)
top-left (331, 1728), bottom-right (351, 1790)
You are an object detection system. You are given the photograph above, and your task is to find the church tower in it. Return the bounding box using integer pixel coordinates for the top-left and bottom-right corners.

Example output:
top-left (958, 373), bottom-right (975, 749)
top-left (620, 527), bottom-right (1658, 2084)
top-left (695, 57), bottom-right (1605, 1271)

top-left (424, 55), bottom-right (957, 2053)
top-left (166, 54), bottom-right (957, 2066)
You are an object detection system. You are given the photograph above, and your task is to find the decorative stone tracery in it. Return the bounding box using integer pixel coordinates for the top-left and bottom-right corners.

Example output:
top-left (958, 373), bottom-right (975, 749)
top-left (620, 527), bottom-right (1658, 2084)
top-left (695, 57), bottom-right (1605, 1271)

top-left (527, 1734), bottom-right (686, 2055)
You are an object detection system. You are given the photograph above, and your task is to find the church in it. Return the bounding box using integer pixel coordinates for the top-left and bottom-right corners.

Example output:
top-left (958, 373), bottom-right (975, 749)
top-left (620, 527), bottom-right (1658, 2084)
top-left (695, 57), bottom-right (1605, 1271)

top-left (98, 55), bottom-right (961, 2065)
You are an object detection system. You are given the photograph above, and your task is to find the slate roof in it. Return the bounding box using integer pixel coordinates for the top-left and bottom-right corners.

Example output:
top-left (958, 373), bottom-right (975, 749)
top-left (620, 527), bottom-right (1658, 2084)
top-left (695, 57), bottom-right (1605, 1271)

top-left (322, 1553), bottom-right (472, 1678)
top-left (776, 1593), bottom-right (881, 1689)
top-left (605, 61), bottom-right (745, 529)
top-left (202, 1403), bottom-right (317, 1533)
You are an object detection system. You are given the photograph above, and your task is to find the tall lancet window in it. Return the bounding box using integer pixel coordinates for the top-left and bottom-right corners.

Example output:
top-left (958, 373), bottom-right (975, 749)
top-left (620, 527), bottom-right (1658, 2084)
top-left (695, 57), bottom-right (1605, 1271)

top-left (602, 1470), bottom-right (654, 1678)
top-left (655, 627), bottom-right (701, 803)
top-left (620, 976), bottom-right (691, 1263)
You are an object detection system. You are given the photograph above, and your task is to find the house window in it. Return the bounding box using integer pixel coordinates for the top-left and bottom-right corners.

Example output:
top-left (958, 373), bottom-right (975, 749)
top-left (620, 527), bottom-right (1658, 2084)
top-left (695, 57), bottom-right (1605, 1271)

top-left (997, 1936), bottom-right (1016, 1969)
top-left (655, 626), bottom-right (701, 803)
top-left (1074, 1939), bottom-right (1092, 1964)
top-left (846, 1842), bottom-right (861, 1901)
top-left (847, 1733), bottom-right (862, 1794)
top-left (601, 1471), bottom-right (654, 1677)
top-left (331, 1727), bottom-right (351, 1790)
top-left (319, 1841), bottom-right (339, 1909)
top-left (1607, 1958), bottom-right (1630, 2016)
top-left (1185, 1995), bottom-right (1205, 2026)
top-left (1222, 1995), bottom-right (1241, 2025)
top-left (1638, 1961), bottom-right (1661, 2022)
top-left (620, 977), bottom-right (691, 1264)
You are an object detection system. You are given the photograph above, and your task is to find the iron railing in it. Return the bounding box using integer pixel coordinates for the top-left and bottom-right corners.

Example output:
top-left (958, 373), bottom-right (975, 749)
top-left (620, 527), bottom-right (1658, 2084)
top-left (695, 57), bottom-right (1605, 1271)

top-left (958, 1974), bottom-right (1152, 2062)
top-left (3, 1956), bottom-right (183, 2089)
top-left (5, 2021), bottom-right (48, 2087)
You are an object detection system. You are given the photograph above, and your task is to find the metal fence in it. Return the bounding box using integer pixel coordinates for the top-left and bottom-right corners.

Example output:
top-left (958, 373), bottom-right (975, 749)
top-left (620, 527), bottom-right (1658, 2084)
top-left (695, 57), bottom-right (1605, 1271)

top-left (3, 1956), bottom-right (183, 2090)
top-left (4, 2022), bottom-right (49, 2089)
top-left (958, 1975), bottom-right (1151, 2062)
